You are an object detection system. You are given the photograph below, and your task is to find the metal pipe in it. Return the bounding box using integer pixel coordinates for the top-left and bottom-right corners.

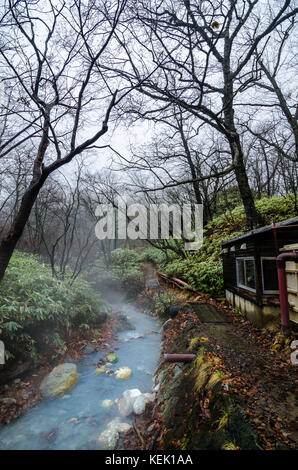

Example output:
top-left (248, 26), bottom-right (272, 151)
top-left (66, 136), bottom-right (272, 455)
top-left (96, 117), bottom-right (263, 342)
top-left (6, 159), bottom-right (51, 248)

top-left (273, 223), bottom-right (279, 257)
top-left (163, 354), bottom-right (196, 363)
top-left (276, 252), bottom-right (298, 335)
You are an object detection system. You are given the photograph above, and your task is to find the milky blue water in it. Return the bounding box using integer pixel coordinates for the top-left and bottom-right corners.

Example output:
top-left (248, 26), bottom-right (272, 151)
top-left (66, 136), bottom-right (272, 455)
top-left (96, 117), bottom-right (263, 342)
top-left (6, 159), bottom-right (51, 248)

top-left (0, 293), bottom-right (161, 450)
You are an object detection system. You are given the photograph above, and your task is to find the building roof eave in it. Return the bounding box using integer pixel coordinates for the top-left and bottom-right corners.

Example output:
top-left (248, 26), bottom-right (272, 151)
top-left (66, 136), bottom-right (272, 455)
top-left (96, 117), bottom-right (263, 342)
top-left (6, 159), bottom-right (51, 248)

top-left (220, 216), bottom-right (298, 248)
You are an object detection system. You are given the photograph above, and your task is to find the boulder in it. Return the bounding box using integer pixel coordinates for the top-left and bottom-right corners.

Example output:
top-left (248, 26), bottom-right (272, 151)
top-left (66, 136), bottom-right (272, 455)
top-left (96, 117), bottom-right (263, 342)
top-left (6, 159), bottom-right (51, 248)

top-left (39, 363), bottom-right (78, 398)
top-left (106, 353), bottom-right (118, 363)
top-left (114, 314), bottom-right (135, 332)
top-left (115, 366), bottom-right (132, 380)
top-left (97, 428), bottom-right (119, 450)
top-left (144, 392), bottom-right (155, 402)
top-left (107, 418), bottom-right (132, 433)
top-left (116, 388), bottom-right (141, 416)
top-left (101, 399), bottom-right (114, 408)
top-left (106, 417), bottom-right (122, 429)
top-left (117, 422), bottom-right (132, 433)
top-left (83, 343), bottom-right (95, 354)
top-left (133, 395), bottom-right (147, 415)
top-left (95, 366), bottom-right (106, 374)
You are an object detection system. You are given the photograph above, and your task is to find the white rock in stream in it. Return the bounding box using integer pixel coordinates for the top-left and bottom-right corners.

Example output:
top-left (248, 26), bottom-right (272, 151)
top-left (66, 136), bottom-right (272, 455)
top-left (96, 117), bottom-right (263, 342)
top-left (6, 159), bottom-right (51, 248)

top-left (144, 392), bottom-right (155, 402)
top-left (116, 389), bottom-right (141, 416)
top-left (132, 395), bottom-right (148, 415)
top-left (106, 417), bottom-right (121, 429)
top-left (97, 418), bottom-right (132, 449)
top-left (133, 393), bottom-right (154, 415)
top-left (97, 428), bottom-right (119, 450)
top-left (117, 422), bottom-right (132, 433)
top-left (114, 366), bottom-right (132, 379)
top-left (107, 418), bottom-right (132, 433)
top-left (101, 399), bottom-right (114, 408)
top-left (115, 389), bottom-right (155, 416)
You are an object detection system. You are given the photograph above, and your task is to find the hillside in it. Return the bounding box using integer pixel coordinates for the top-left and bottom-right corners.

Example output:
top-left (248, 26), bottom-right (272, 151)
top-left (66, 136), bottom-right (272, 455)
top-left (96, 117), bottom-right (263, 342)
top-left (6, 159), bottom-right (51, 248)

top-left (161, 195), bottom-right (297, 296)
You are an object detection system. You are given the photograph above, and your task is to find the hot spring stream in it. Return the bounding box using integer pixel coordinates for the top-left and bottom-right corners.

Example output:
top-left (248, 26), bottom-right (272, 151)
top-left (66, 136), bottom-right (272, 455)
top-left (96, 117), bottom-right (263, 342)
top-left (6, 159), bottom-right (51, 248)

top-left (0, 290), bottom-right (161, 450)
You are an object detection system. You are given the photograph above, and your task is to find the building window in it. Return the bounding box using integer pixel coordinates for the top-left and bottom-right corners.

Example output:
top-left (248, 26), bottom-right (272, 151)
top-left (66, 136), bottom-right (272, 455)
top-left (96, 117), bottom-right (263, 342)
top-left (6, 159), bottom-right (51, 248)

top-left (236, 257), bottom-right (256, 292)
top-left (261, 257), bottom-right (279, 294)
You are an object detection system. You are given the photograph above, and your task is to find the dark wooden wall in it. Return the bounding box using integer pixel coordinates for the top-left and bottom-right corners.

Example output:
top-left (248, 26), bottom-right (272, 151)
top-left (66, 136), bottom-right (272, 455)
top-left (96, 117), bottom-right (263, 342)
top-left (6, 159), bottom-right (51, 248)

top-left (222, 225), bottom-right (298, 306)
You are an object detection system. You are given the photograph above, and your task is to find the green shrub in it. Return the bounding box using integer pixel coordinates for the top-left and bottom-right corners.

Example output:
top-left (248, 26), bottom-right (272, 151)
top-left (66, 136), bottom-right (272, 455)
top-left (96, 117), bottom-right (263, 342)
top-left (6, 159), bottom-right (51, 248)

top-left (111, 248), bottom-right (142, 266)
top-left (0, 251), bottom-right (106, 362)
top-left (164, 258), bottom-right (224, 296)
top-left (89, 195), bottom-right (296, 299)
top-left (159, 195), bottom-right (296, 297)
top-left (89, 248), bottom-right (143, 291)
top-left (140, 247), bottom-right (167, 266)
top-left (153, 292), bottom-right (177, 317)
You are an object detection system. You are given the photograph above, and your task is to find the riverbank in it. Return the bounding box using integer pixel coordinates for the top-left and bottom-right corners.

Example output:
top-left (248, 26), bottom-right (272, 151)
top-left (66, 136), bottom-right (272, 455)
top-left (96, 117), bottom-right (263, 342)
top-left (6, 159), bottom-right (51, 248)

top-left (151, 280), bottom-right (298, 450)
top-left (121, 270), bottom-right (297, 451)
top-left (0, 314), bottom-right (118, 427)
top-left (1, 263), bottom-right (296, 450)
top-left (0, 275), bottom-right (162, 450)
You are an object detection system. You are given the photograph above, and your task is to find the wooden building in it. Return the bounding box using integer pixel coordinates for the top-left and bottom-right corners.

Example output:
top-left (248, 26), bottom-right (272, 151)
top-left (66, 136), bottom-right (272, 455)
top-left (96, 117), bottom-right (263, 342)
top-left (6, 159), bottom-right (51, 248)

top-left (221, 216), bottom-right (298, 329)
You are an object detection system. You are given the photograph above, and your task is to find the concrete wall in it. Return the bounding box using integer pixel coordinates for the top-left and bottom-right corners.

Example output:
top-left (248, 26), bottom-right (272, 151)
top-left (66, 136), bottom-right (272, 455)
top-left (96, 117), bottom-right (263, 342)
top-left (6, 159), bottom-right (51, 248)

top-left (225, 289), bottom-right (287, 329)
top-left (286, 260), bottom-right (298, 321)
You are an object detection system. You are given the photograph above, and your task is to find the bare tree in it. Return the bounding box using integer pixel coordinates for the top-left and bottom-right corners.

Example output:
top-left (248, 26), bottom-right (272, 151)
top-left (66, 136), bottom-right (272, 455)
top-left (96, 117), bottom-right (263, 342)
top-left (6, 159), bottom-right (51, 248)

top-left (112, 105), bottom-right (233, 224)
top-left (110, 0), bottom-right (297, 228)
top-left (0, 0), bottom-right (128, 282)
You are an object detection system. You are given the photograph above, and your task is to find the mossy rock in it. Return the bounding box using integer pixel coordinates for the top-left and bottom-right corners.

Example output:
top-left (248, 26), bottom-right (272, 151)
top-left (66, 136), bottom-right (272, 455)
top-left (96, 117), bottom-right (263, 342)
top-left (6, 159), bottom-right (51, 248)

top-left (106, 353), bottom-right (118, 363)
top-left (160, 327), bottom-right (260, 450)
top-left (162, 396), bottom-right (179, 420)
top-left (40, 363), bottom-right (78, 398)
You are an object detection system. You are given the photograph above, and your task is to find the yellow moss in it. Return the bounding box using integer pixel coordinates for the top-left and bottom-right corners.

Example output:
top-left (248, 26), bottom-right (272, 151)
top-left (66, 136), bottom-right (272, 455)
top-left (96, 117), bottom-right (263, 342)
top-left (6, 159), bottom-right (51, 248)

top-left (189, 337), bottom-right (200, 350)
top-left (181, 437), bottom-right (189, 450)
top-left (193, 347), bottom-right (206, 371)
top-left (213, 357), bottom-right (221, 365)
top-left (198, 336), bottom-right (209, 343)
top-left (221, 441), bottom-right (240, 450)
top-left (216, 408), bottom-right (232, 431)
top-left (206, 370), bottom-right (225, 390)
top-left (194, 368), bottom-right (210, 392)
top-left (271, 343), bottom-right (282, 351)
top-left (271, 332), bottom-right (291, 352)
top-left (194, 361), bottom-right (213, 392)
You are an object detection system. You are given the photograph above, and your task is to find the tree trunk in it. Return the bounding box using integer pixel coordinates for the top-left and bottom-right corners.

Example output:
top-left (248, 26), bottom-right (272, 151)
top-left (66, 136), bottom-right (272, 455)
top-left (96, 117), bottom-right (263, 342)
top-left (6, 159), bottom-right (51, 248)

top-left (231, 137), bottom-right (264, 229)
top-left (0, 177), bottom-right (45, 282)
top-left (179, 124), bottom-right (209, 225)
top-left (222, 31), bottom-right (264, 230)
top-left (222, 75), bottom-right (263, 227)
